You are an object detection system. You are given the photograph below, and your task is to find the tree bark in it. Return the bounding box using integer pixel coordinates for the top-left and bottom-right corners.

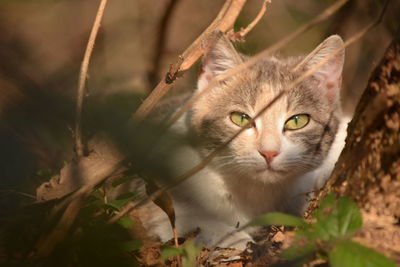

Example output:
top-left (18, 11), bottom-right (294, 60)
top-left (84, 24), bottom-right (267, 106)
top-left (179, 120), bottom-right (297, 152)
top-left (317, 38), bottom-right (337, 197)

top-left (308, 34), bottom-right (400, 263)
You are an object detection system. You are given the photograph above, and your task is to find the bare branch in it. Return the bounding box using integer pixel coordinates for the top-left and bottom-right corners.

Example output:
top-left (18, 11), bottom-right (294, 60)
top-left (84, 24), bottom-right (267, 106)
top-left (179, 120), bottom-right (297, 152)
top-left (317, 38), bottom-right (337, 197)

top-left (133, 0), bottom-right (247, 120)
top-left (147, 0), bottom-right (181, 88)
top-left (228, 0), bottom-right (271, 42)
top-left (75, 0), bottom-right (108, 158)
top-left (0, 189), bottom-right (36, 199)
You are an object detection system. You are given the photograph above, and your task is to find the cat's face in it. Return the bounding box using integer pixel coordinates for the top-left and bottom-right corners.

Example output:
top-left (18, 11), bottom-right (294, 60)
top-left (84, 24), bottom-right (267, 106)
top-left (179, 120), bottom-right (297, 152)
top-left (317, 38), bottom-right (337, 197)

top-left (191, 35), bottom-right (344, 183)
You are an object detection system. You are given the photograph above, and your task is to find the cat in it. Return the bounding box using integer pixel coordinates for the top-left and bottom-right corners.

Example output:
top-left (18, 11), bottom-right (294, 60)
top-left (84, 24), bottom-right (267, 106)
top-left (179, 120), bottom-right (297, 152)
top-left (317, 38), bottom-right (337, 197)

top-left (138, 34), bottom-right (349, 250)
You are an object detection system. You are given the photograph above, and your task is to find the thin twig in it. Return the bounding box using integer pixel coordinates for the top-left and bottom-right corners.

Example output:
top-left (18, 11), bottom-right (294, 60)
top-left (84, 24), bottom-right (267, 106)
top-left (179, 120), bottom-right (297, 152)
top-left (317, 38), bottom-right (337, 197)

top-left (75, 0), bottom-right (108, 157)
top-left (0, 189), bottom-right (36, 199)
top-left (173, 227), bottom-right (182, 267)
top-left (109, 0), bottom-right (388, 224)
top-left (228, 0), bottom-right (270, 42)
top-left (166, 0), bottom-right (349, 128)
top-left (148, 0), bottom-right (181, 88)
top-left (133, 0), bottom-right (247, 120)
top-left (52, 165), bottom-right (124, 218)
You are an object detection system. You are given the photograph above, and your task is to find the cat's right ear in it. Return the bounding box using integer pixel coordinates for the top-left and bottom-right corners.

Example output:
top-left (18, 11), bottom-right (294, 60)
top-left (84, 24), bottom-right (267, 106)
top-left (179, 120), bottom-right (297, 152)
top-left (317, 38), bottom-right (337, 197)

top-left (197, 33), bottom-right (243, 91)
top-left (295, 35), bottom-right (345, 104)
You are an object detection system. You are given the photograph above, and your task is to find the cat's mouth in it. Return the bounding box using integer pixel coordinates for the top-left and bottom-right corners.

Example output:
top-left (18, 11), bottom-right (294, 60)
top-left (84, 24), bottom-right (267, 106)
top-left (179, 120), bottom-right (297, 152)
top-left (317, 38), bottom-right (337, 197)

top-left (255, 165), bottom-right (285, 174)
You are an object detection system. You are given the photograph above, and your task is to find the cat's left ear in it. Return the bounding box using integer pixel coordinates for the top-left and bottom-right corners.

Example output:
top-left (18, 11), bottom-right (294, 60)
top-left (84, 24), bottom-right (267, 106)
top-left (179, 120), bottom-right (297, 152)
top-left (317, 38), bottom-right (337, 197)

top-left (296, 35), bottom-right (345, 103)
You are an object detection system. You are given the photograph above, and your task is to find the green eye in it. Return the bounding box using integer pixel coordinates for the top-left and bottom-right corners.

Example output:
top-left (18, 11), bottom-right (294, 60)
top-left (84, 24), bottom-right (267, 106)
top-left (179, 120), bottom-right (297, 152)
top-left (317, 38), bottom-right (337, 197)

top-left (230, 112), bottom-right (252, 128)
top-left (284, 114), bottom-right (310, 130)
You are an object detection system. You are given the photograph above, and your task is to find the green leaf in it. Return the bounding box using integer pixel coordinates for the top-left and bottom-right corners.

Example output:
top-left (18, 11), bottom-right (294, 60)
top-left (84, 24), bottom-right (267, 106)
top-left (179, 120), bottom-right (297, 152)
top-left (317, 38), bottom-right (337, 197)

top-left (181, 240), bottom-right (203, 267)
top-left (118, 216), bottom-right (134, 229)
top-left (104, 192), bottom-right (136, 210)
top-left (314, 193), bottom-right (336, 221)
top-left (329, 240), bottom-right (396, 267)
top-left (337, 197), bottom-right (362, 235)
top-left (280, 241), bottom-right (316, 261)
top-left (162, 241), bottom-right (203, 266)
top-left (36, 168), bottom-right (53, 179)
top-left (104, 198), bottom-right (131, 210)
top-left (311, 194), bottom-right (362, 240)
top-left (246, 212), bottom-right (307, 228)
top-left (120, 240), bottom-right (143, 252)
top-left (313, 212), bottom-right (339, 240)
top-left (161, 246), bottom-right (183, 259)
top-left (116, 191), bottom-right (137, 200)
top-left (112, 176), bottom-right (135, 187)
top-left (90, 187), bottom-right (104, 200)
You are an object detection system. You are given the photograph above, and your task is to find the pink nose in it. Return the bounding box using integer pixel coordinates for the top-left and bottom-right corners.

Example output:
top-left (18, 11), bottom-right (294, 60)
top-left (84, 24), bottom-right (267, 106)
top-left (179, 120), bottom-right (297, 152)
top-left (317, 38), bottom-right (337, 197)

top-left (259, 150), bottom-right (279, 163)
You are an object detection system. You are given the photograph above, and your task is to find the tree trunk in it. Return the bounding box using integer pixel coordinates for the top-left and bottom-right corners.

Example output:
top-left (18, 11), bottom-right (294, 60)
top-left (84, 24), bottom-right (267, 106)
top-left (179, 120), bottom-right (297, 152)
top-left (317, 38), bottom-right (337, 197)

top-left (308, 34), bottom-right (400, 263)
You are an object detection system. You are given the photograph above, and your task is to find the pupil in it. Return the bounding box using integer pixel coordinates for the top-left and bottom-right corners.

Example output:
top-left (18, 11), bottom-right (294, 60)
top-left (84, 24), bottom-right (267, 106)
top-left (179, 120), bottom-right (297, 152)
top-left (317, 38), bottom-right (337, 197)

top-left (294, 116), bottom-right (298, 124)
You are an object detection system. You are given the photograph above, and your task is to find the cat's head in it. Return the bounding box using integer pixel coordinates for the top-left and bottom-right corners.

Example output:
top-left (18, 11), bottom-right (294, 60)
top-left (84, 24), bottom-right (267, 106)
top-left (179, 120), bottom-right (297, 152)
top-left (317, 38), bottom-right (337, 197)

top-left (191, 35), bottom-right (345, 183)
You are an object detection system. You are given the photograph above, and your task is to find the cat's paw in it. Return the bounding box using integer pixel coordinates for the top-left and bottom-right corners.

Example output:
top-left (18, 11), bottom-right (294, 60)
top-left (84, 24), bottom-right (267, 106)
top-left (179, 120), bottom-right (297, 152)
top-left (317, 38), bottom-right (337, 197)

top-left (198, 226), bottom-right (253, 250)
top-left (215, 231), bottom-right (253, 250)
